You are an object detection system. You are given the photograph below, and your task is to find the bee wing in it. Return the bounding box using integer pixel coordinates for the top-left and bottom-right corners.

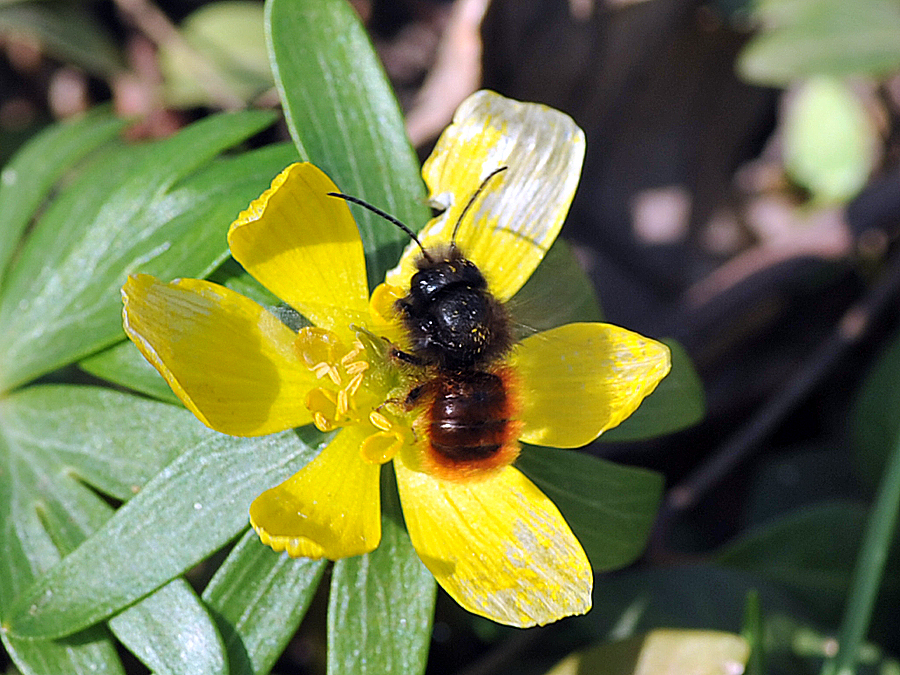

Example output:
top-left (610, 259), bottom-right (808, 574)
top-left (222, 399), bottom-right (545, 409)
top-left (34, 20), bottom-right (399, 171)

top-left (385, 91), bottom-right (585, 302)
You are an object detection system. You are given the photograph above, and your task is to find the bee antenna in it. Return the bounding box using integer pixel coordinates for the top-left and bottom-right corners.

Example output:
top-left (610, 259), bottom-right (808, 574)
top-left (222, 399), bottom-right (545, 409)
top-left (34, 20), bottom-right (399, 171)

top-left (450, 166), bottom-right (508, 246)
top-left (328, 192), bottom-right (433, 262)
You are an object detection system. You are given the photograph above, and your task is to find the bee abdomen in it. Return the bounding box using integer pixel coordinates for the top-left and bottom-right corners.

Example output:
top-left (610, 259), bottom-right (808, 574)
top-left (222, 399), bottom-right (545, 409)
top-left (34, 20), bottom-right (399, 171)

top-left (427, 371), bottom-right (512, 462)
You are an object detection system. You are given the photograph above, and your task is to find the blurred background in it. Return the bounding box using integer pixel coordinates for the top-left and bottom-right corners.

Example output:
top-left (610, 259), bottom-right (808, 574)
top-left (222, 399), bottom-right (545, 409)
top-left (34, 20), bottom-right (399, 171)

top-left (1, 0), bottom-right (899, 673)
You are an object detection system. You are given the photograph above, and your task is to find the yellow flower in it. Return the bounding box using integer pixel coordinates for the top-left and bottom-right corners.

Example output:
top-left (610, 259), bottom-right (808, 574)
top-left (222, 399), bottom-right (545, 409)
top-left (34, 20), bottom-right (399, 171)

top-left (121, 91), bottom-right (671, 628)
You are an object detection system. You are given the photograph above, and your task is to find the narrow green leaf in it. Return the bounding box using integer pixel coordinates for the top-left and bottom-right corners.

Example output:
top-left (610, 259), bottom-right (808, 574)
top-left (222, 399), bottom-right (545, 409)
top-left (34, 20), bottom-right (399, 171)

top-left (0, 107), bottom-right (127, 278)
top-left (1, 385), bottom-right (233, 672)
top-left (516, 446), bottom-right (664, 571)
top-left (0, 387), bottom-right (156, 614)
top-left (0, 386), bottom-right (204, 675)
top-left (742, 591), bottom-right (766, 675)
top-left (2, 627), bottom-right (125, 675)
top-left (0, 385), bottom-right (208, 621)
top-left (852, 323), bottom-right (900, 492)
top-left (716, 501), bottom-right (900, 622)
top-left (203, 529), bottom-right (327, 675)
top-left (328, 468), bottom-right (435, 675)
top-left (0, 115), bottom-right (282, 391)
top-left (1, 394), bottom-right (115, 674)
top-left (0, 2), bottom-right (125, 77)
top-left (266, 0), bottom-right (429, 286)
top-left (0, 430), bottom-right (41, 614)
top-left (600, 339), bottom-right (705, 442)
top-left (6, 426), bottom-right (325, 639)
top-left (0, 386), bottom-right (209, 503)
top-left (109, 579), bottom-right (228, 675)
top-left (79, 339), bottom-right (181, 404)
top-left (822, 429), bottom-right (900, 675)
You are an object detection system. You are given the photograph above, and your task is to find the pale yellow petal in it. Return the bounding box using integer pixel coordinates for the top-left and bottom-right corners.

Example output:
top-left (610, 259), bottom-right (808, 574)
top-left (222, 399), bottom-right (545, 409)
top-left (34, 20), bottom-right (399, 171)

top-left (122, 274), bottom-right (314, 436)
top-left (512, 323), bottom-right (671, 447)
top-left (394, 453), bottom-right (592, 627)
top-left (250, 424), bottom-right (381, 559)
top-left (385, 90), bottom-right (585, 302)
top-left (228, 162), bottom-right (370, 335)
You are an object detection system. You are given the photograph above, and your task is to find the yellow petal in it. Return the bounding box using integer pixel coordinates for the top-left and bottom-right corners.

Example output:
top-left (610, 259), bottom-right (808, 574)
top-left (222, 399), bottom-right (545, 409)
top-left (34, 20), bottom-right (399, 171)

top-left (368, 282), bottom-right (406, 344)
top-left (122, 274), bottom-right (314, 436)
top-left (385, 90), bottom-right (585, 302)
top-left (250, 424), bottom-right (381, 559)
top-left (394, 454), bottom-right (592, 627)
top-left (512, 323), bottom-right (671, 447)
top-left (228, 162), bottom-right (370, 335)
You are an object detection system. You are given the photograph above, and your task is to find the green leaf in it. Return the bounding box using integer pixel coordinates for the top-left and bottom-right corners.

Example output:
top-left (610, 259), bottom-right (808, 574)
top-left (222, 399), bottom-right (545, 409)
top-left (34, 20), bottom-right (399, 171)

top-left (0, 386), bottom-right (204, 615)
top-left (0, 386), bottom-right (230, 674)
top-left (510, 239), bottom-right (602, 334)
top-left (0, 107), bottom-right (127, 279)
top-left (742, 591), bottom-right (766, 675)
top-left (600, 339), bottom-right (705, 442)
top-left (715, 501), bottom-right (900, 622)
top-left (822, 421), bottom-right (900, 675)
top-left (0, 385), bottom-right (210, 508)
top-left (2, 386), bottom-right (232, 672)
top-left (161, 1), bottom-right (273, 108)
top-left (202, 530), bottom-right (327, 675)
top-left (80, 226), bottom-right (302, 402)
top-left (737, 0), bottom-right (900, 85)
top-left (544, 630), bottom-right (749, 675)
top-left (0, 115), bottom-right (285, 392)
top-left (0, 2), bottom-right (125, 76)
top-left (0, 407), bottom-right (124, 675)
top-left (79, 339), bottom-right (181, 404)
top-left (782, 76), bottom-right (877, 204)
top-left (328, 468), bottom-right (436, 675)
top-left (582, 566), bottom-right (812, 645)
top-left (6, 424), bottom-right (325, 639)
top-left (852, 329), bottom-right (900, 492)
top-left (109, 579), bottom-right (228, 675)
top-left (2, 627), bottom-right (125, 675)
top-left (515, 446), bottom-right (664, 571)
top-left (266, 0), bottom-right (430, 286)
top-left (206, 256), bottom-right (283, 307)
top-left (0, 385), bottom-right (218, 671)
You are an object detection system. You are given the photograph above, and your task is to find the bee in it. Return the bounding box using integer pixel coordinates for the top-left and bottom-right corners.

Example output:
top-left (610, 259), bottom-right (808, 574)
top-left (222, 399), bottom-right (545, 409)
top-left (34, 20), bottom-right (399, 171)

top-left (331, 167), bottom-right (523, 478)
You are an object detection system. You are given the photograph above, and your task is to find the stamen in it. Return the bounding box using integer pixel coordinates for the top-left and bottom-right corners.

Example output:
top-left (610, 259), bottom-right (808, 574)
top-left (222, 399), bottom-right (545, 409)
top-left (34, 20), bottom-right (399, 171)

top-left (313, 412), bottom-right (332, 433)
top-left (340, 340), bottom-right (365, 366)
top-left (311, 362), bottom-right (341, 385)
top-left (359, 431), bottom-right (404, 464)
top-left (369, 411), bottom-right (392, 431)
top-left (347, 372), bottom-right (365, 396)
top-left (295, 326), bottom-right (392, 436)
top-left (325, 366), bottom-right (342, 386)
top-left (336, 388), bottom-right (349, 418)
top-left (345, 360), bottom-right (368, 376)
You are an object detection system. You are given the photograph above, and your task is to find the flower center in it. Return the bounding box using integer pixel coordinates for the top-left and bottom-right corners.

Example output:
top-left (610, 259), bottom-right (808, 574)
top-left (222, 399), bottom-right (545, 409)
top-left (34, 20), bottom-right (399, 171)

top-left (294, 326), bottom-right (412, 465)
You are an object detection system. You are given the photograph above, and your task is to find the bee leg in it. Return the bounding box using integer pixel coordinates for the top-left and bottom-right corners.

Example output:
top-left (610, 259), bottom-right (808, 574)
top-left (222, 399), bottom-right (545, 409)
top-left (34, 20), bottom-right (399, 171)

top-left (405, 383), bottom-right (426, 407)
top-left (375, 396), bottom-right (404, 414)
top-left (389, 345), bottom-right (427, 367)
top-left (376, 335), bottom-right (424, 366)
